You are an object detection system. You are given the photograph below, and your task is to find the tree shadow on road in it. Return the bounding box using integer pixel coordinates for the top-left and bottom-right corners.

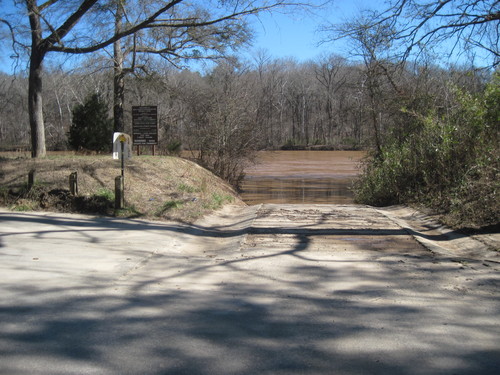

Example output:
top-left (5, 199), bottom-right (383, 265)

top-left (1, 209), bottom-right (499, 374)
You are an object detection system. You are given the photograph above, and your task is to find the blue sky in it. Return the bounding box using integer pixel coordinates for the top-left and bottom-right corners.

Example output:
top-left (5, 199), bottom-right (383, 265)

top-left (0, 0), bottom-right (378, 74)
top-left (246, 0), bottom-right (378, 62)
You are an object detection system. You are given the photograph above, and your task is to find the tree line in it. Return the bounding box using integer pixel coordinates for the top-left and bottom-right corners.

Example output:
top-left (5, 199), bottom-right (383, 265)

top-left (0, 54), bottom-right (493, 186)
top-left (0, 54), bottom-right (490, 151)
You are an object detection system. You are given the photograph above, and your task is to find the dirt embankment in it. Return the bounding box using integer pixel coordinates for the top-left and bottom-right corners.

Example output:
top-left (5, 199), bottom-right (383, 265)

top-left (0, 155), bottom-right (244, 222)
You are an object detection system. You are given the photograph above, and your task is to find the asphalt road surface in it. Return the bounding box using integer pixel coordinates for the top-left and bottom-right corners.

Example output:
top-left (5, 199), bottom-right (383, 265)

top-left (1, 205), bottom-right (499, 375)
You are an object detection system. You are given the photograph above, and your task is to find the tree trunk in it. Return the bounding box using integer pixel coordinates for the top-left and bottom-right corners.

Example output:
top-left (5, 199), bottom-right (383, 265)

top-left (113, 2), bottom-right (125, 133)
top-left (29, 53), bottom-right (47, 158)
top-left (27, 1), bottom-right (46, 158)
top-left (369, 96), bottom-right (382, 158)
top-left (113, 58), bottom-right (125, 133)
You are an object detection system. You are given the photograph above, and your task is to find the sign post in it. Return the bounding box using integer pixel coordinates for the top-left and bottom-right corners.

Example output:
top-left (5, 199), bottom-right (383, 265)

top-left (119, 134), bottom-right (126, 178)
top-left (132, 106), bottom-right (158, 155)
top-left (112, 133), bottom-right (132, 209)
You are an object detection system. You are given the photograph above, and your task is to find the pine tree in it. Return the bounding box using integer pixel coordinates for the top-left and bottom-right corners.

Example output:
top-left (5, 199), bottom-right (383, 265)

top-left (68, 93), bottom-right (113, 152)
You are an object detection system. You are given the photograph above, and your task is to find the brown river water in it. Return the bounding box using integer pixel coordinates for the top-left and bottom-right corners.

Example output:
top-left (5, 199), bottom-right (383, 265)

top-left (241, 151), bottom-right (365, 205)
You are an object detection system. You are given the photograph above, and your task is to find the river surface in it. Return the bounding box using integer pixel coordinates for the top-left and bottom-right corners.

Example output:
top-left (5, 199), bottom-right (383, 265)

top-left (241, 151), bottom-right (365, 205)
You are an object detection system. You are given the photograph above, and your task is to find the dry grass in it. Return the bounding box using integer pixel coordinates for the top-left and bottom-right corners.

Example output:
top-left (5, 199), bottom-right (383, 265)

top-left (0, 154), bottom-right (244, 223)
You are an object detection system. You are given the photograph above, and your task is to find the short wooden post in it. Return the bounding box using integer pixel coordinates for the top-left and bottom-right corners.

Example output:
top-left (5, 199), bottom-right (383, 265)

top-left (115, 175), bottom-right (124, 209)
top-left (69, 171), bottom-right (78, 195)
top-left (28, 169), bottom-right (36, 189)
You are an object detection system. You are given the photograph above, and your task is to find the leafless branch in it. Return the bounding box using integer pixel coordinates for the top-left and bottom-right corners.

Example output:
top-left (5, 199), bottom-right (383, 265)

top-left (322, 0), bottom-right (499, 67)
top-left (47, 1), bottom-right (283, 54)
top-left (0, 18), bottom-right (20, 59)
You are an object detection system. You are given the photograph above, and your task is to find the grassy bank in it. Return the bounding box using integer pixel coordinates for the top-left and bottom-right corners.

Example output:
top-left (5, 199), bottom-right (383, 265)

top-left (0, 155), bottom-right (243, 223)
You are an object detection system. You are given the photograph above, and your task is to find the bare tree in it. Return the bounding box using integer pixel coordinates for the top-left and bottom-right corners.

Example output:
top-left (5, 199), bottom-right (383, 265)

top-left (0, 73), bottom-right (29, 149)
top-left (387, 0), bottom-right (499, 65)
top-left (325, 13), bottom-right (402, 155)
top-left (180, 59), bottom-right (260, 186)
top-left (314, 54), bottom-right (347, 143)
top-left (323, 0), bottom-right (499, 67)
top-left (0, 0), bottom-right (309, 157)
top-left (110, 0), bottom-right (255, 132)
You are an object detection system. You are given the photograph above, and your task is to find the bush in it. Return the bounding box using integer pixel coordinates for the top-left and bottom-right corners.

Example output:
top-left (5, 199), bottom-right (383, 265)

top-left (354, 73), bottom-right (499, 228)
top-left (166, 140), bottom-right (183, 156)
top-left (68, 93), bottom-right (113, 152)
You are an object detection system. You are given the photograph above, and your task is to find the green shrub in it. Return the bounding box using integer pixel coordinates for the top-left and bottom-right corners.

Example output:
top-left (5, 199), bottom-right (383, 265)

top-left (354, 73), bottom-right (499, 228)
top-left (68, 93), bottom-right (113, 152)
top-left (166, 140), bottom-right (182, 156)
top-left (95, 188), bottom-right (115, 201)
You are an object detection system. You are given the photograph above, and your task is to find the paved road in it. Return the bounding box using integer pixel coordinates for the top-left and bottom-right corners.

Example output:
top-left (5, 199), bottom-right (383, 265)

top-left (1, 205), bottom-right (499, 375)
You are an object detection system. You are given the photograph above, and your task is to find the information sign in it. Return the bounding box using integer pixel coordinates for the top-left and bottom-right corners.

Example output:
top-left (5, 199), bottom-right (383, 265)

top-left (132, 106), bottom-right (158, 145)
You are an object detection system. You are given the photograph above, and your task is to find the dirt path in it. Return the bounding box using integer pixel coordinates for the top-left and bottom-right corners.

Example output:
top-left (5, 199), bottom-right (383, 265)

top-left (1, 204), bottom-right (499, 374)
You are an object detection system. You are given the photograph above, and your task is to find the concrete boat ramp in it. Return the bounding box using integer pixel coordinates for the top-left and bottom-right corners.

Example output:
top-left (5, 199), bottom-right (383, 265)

top-left (1, 204), bottom-right (499, 374)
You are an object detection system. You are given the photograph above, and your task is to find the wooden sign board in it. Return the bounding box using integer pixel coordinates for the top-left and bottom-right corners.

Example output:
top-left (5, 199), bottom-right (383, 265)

top-left (132, 106), bottom-right (158, 145)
